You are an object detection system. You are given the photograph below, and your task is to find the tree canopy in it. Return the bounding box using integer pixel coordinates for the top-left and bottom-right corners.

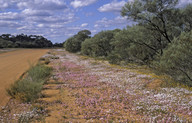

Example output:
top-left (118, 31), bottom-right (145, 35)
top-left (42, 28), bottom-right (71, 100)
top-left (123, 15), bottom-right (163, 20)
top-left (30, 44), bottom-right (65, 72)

top-left (65, 30), bottom-right (91, 53)
top-left (0, 34), bottom-right (53, 48)
top-left (158, 31), bottom-right (192, 85)
top-left (81, 30), bottom-right (120, 57)
top-left (121, 0), bottom-right (181, 46)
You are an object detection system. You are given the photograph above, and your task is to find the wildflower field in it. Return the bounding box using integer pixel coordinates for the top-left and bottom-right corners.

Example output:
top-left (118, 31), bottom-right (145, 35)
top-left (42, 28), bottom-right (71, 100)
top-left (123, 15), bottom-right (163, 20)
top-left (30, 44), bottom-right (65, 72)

top-left (45, 49), bottom-right (192, 122)
top-left (1, 49), bottom-right (192, 122)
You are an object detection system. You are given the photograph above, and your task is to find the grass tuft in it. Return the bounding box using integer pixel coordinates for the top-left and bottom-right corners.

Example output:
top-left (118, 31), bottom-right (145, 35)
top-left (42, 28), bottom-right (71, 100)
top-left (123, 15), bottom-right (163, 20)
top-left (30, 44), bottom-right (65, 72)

top-left (7, 64), bottom-right (52, 102)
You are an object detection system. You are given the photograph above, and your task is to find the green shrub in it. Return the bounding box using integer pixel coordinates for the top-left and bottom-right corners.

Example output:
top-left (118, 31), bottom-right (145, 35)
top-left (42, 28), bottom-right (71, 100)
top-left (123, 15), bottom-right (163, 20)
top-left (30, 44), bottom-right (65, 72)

top-left (7, 65), bottom-right (52, 102)
top-left (158, 31), bottom-right (192, 86)
top-left (7, 79), bottom-right (43, 102)
top-left (81, 38), bottom-right (93, 56)
top-left (64, 37), bottom-right (80, 52)
top-left (65, 30), bottom-right (91, 53)
top-left (107, 52), bottom-right (122, 65)
top-left (81, 30), bottom-right (120, 57)
top-left (109, 26), bottom-right (163, 64)
top-left (28, 65), bottom-right (52, 82)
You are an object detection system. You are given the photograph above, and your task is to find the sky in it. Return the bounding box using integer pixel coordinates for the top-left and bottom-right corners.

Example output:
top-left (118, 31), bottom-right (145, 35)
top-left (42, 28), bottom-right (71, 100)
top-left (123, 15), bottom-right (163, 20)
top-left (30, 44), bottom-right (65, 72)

top-left (0, 0), bottom-right (192, 43)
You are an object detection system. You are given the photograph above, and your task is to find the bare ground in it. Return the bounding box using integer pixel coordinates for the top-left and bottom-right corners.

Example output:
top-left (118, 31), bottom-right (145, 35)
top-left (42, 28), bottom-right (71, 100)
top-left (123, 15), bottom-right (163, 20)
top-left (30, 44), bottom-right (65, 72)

top-left (0, 49), bottom-right (49, 107)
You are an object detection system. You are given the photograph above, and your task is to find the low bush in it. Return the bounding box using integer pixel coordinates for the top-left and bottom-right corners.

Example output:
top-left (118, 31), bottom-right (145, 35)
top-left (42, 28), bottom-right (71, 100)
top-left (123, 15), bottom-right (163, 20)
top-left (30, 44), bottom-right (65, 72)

top-left (28, 65), bottom-right (52, 82)
top-left (7, 79), bottom-right (43, 102)
top-left (7, 65), bottom-right (52, 102)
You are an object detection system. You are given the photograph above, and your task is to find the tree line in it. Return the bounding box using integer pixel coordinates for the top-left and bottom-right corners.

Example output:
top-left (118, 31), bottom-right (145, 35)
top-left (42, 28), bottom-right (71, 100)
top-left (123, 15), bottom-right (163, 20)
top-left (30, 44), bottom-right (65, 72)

top-left (64, 0), bottom-right (192, 86)
top-left (0, 34), bottom-right (63, 48)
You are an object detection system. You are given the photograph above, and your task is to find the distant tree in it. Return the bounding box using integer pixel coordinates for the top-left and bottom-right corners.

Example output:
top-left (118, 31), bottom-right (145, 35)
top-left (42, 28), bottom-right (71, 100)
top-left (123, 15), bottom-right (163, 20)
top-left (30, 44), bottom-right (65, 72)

top-left (53, 42), bottom-right (64, 47)
top-left (1, 34), bottom-right (11, 40)
top-left (81, 30), bottom-right (120, 57)
top-left (0, 34), bottom-right (53, 48)
top-left (65, 30), bottom-right (91, 53)
top-left (0, 38), bottom-right (6, 48)
top-left (0, 37), bottom-right (14, 48)
top-left (78, 30), bottom-right (91, 36)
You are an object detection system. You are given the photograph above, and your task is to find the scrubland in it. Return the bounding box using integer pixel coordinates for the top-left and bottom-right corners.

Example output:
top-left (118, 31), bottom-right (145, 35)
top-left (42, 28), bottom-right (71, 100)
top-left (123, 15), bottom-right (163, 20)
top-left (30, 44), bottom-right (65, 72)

top-left (1, 49), bottom-right (191, 122)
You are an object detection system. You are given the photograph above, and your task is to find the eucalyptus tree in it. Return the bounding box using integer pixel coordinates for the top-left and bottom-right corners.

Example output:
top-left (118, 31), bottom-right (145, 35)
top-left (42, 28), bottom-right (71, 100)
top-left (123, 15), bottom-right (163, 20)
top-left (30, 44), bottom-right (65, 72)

top-left (158, 31), bottom-right (192, 86)
top-left (121, 0), bottom-right (181, 52)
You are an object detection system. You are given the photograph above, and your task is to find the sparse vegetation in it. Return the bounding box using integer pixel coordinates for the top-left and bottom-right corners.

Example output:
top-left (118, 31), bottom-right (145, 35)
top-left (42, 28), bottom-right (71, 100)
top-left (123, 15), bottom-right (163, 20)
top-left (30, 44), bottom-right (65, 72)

top-left (7, 64), bottom-right (52, 102)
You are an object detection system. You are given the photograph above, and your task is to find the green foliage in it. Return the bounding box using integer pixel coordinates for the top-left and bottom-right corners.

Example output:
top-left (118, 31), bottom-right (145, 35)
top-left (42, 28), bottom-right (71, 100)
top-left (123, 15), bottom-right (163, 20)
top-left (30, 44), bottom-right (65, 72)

top-left (64, 37), bottom-right (81, 52)
top-left (181, 4), bottom-right (192, 32)
top-left (28, 65), bottom-right (52, 82)
top-left (53, 42), bottom-right (64, 48)
top-left (0, 34), bottom-right (53, 48)
top-left (107, 52), bottom-right (122, 64)
top-left (109, 26), bottom-right (160, 64)
top-left (81, 30), bottom-right (120, 57)
top-left (7, 65), bottom-right (52, 102)
top-left (121, 0), bottom-right (181, 44)
top-left (65, 1), bottom-right (192, 87)
top-left (78, 30), bottom-right (91, 36)
top-left (7, 79), bottom-right (43, 102)
top-left (0, 37), bottom-right (15, 48)
top-left (116, 0), bottom-right (192, 86)
top-left (158, 31), bottom-right (192, 86)
top-left (81, 38), bottom-right (93, 56)
top-left (64, 30), bottom-right (91, 53)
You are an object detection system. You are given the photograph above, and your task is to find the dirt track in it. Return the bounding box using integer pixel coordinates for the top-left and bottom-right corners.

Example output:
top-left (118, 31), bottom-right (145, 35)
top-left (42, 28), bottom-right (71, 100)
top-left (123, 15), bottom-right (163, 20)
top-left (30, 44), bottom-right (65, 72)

top-left (0, 49), bottom-right (49, 107)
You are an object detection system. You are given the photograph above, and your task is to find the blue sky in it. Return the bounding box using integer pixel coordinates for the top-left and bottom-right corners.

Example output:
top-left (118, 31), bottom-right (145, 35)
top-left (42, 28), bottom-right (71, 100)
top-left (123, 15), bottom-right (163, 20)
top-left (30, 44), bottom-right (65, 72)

top-left (0, 0), bottom-right (191, 43)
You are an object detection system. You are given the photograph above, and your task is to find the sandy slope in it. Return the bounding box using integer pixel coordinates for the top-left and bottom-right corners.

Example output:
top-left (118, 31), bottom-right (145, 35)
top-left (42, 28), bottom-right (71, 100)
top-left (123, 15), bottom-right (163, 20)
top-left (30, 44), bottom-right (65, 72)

top-left (0, 49), bottom-right (49, 107)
